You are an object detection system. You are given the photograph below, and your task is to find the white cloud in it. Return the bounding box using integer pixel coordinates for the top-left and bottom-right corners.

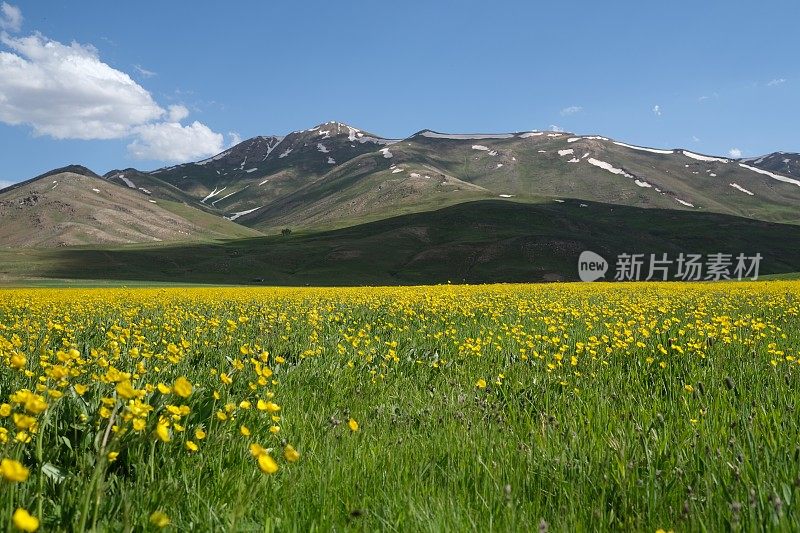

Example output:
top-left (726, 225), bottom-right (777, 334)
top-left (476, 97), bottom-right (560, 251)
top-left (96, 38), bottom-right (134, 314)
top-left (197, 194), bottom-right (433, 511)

top-left (0, 32), bottom-right (164, 139)
top-left (652, 105), bottom-right (662, 116)
top-left (767, 78), bottom-right (786, 87)
top-left (728, 148), bottom-right (742, 158)
top-left (128, 121), bottom-right (224, 162)
top-left (134, 64), bottom-right (156, 78)
top-left (0, 6), bottom-right (228, 164)
top-left (0, 178), bottom-right (17, 190)
top-left (0, 2), bottom-right (22, 32)
top-left (692, 135), bottom-right (701, 143)
top-left (549, 124), bottom-right (564, 132)
top-left (560, 105), bottom-right (582, 116)
top-left (228, 131), bottom-right (242, 147)
top-left (167, 104), bottom-right (189, 123)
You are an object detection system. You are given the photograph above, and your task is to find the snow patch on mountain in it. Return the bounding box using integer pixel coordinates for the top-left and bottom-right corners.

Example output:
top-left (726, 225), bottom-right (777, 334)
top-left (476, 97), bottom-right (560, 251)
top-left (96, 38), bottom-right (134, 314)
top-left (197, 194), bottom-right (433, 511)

top-left (613, 141), bottom-right (673, 155)
top-left (587, 158), bottom-right (633, 178)
top-left (739, 163), bottom-right (800, 187)
top-left (730, 183), bottom-right (754, 195)
top-left (212, 189), bottom-right (239, 206)
top-left (226, 206), bottom-right (264, 221)
top-left (682, 150), bottom-right (728, 163)
top-left (421, 131), bottom-right (513, 140)
top-left (201, 187), bottom-right (226, 204)
top-left (117, 175), bottom-right (136, 188)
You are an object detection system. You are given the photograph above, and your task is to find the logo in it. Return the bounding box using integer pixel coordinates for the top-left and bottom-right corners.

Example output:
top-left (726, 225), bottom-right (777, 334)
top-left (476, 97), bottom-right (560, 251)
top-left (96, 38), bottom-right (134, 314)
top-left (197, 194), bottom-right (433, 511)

top-left (578, 251), bottom-right (608, 282)
top-left (577, 251), bottom-right (763, 281)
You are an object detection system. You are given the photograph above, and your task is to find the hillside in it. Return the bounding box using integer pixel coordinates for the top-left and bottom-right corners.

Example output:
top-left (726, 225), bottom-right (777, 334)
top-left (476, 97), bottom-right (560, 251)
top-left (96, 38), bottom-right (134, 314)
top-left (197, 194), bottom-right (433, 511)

top-left (745, 152), bottom-right (800, 179)
top-left (233, 130), bottom-right (800, 230)
top-left (93, 123), bottom-right (800, 232)
top-left (1, 199), bottom-right (798, 285)
top-left (0, 170), bottom-right (261, 247)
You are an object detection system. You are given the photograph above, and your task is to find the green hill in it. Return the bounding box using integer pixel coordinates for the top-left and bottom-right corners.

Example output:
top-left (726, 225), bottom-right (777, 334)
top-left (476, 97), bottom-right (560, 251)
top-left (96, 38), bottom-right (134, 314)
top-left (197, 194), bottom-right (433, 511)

top-left (1, 199), bottom-right (797, 285)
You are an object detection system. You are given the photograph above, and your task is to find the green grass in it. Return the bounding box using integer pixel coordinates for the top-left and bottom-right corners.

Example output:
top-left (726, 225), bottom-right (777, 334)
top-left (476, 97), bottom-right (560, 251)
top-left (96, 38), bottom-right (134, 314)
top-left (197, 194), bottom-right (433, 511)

top-left (1, 283), bottom-right (799, 531)
top-left (1, 199), bottom-right (799, 286)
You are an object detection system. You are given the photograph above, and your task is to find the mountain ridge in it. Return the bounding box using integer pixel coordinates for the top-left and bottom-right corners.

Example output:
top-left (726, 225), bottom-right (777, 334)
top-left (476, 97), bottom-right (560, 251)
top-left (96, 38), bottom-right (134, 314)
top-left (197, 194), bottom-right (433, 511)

top-left (2, 122), bottom-right (799, 251)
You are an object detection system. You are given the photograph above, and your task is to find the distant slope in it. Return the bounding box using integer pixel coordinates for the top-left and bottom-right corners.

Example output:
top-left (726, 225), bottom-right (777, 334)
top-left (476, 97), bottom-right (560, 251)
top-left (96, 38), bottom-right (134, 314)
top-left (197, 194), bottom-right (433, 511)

top-left (745, 152), bottom-right (800, 179)
top-left (144, 122), bottom-right (397, 220)
top-left (103, 168), bottom-right (215, 210)
top-left (0, 171), bottom-right (261, 247)
top-left (12, 124), bottom-right (800, 246)
top-left (2, 199), bottom-right (798, 284)
top-left (236, 130), bottom-right (800, 230)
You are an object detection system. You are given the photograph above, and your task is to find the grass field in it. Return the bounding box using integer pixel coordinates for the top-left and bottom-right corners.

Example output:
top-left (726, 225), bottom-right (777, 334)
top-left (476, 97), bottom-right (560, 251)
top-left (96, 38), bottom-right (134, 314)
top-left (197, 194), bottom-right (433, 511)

top-left (1, 283), bottom-right (799, 531)
top-left (2, 200), bottom-right (800, 286)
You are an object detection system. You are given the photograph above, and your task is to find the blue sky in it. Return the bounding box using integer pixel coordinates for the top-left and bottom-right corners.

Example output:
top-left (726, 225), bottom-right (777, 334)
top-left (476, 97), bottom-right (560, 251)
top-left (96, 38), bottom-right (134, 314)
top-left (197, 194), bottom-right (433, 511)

top-left (0, 0), bottom-right (797, 187)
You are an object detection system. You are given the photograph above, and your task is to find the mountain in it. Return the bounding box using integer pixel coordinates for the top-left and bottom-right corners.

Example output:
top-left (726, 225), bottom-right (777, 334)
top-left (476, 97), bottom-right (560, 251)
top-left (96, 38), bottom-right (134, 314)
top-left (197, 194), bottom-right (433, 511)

top-left (2, 199), bottom-right (798, 284)
top-left (0, 169), bottom-right (261, 248)
top-left (66, 123), bottom-right (799, 234)
top-left (231, 130), bottom-right (800, 230)
top-left (3, 121), bottom-right (800, 252)
top-left (141, 122), bottom-right (396, 221)
top-left (744, 152), bottom-right (800, 179)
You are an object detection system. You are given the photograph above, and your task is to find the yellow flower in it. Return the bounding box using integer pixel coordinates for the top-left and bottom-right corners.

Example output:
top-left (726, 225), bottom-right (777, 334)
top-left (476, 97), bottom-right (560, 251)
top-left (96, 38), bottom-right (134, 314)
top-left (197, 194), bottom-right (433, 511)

top-left (185, 440), bottom-right (199, 452)
top-left (0, 403), bottom-right (11, 417)
top-left (107, 452), bottom-right (119, 462)
top-left (684, 384), bottom-right (695, 394)
top-left (475, 378), bottom-right (487, 389)
top-left (257, 453), bottom-right (278, 474)
top-left (155, 422), bottom-right (171, 443)
top-left (0, 458), bottom-right (30, 482)
top-left (157, 383), bottom-right (172, 394)
top-left (348, 418), bottom-right (359, 432)
top-left (269, 425), bottom-right (280, 434)
top-left (73, 384), bottom-right (88, 396)
top-left (116, 381), bottom-right (138, 400)
top-left (220, 373), bottom-right (233, 385)
top-left (284, 444), bottom-right (300, 462)
top-left (249, 443), bottom-right (267, 457)
top-left (13, 414), bottom-right (36, 431)
top-left (173, 377), bottom-right (192, 398)
top-left (23, 395), bottom-right (47, 415)
top-left (12, 508), bottom-right (39, 532)
top-left (10, 354), bottom-right (26, 369)
top-left (240, 425), bottom-right (251, 436)
top-left (149, 510), bottom-right (170, 528)
top-left (258, 401), bottom-right (280, 413)
top-left (194, 428), bottom-right (206, 440)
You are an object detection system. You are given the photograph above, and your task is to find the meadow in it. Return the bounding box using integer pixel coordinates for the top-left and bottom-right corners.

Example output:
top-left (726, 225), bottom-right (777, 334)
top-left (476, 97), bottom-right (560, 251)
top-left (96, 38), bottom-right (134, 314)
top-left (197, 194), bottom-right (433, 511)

top-left (0, 282), bottom-right (799, 531)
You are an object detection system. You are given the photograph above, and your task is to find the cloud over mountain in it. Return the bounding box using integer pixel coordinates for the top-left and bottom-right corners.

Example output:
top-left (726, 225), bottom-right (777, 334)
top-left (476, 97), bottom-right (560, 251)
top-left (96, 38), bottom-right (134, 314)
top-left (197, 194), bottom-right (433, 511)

top-left (0, 3), bottom-right (225, 163)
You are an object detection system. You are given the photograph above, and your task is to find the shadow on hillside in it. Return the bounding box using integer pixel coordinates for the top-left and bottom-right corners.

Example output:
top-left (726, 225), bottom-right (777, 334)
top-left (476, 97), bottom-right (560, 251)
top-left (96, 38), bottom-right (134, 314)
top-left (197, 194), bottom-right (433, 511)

top-left (6, 200), bottom-right (800, 285)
